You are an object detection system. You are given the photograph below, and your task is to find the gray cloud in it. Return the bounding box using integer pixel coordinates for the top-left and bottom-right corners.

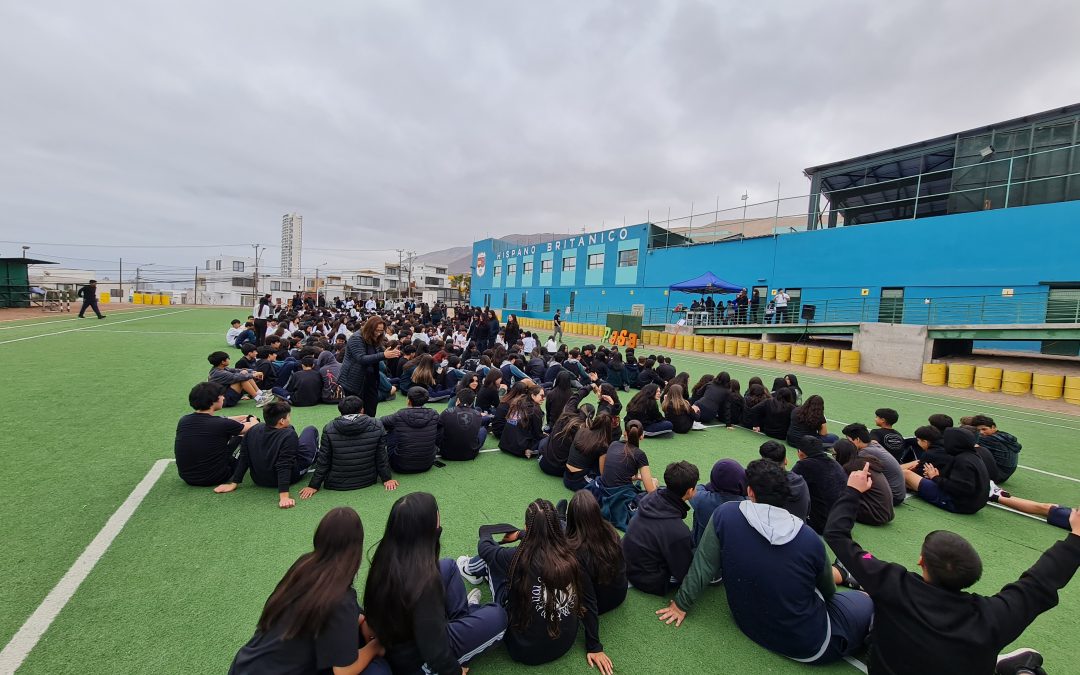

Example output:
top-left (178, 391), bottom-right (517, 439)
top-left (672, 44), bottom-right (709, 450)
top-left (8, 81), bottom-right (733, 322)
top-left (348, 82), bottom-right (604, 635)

top-left (1, 0), bottom-right (1077, 277)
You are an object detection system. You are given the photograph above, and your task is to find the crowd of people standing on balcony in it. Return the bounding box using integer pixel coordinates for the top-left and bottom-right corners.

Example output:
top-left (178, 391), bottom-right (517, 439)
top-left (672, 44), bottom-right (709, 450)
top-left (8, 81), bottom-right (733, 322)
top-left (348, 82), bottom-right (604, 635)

top-left (685, 287), bottom-right (792, 325)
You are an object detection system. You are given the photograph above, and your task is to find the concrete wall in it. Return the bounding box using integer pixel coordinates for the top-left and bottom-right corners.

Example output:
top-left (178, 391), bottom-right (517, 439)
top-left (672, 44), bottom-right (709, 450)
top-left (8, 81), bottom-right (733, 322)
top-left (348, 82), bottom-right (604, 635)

top-left (852, 323), bottom-right (933, 379)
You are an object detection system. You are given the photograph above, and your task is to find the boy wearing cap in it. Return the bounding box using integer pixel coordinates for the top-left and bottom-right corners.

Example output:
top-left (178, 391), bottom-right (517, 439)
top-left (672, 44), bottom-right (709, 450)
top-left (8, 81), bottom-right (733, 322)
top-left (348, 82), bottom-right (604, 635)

top-left (380, 387), bottom-right (441, 473)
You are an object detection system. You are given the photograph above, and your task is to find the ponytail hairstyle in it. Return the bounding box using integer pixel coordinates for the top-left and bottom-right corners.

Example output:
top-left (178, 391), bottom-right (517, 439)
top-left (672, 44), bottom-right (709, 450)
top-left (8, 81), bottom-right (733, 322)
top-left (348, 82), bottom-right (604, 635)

top-left (623, 419), bottom-right (643, 461)
top-left (507, 499), bottom-right (584, 638)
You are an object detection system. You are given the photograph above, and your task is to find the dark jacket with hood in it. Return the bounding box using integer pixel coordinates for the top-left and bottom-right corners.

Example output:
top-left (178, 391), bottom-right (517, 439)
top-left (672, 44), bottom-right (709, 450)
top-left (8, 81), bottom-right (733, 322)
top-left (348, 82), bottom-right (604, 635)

top-left (791, 437), bottom-right (847, 533)
top-left (338, 333), bottom-right (384, 395)
top-left (604, 358), bottom-right (628, 389)
top-left (826, 488), bottom-right (1080, 675)
top-left (978, 430), bottom-right (1021, 481)
top-left (438, 405), bottom-right (485, 461)
top-left (748, 398), bottom-right (794, 440)
top-left (308, 414), bottom-right (390, 491)
top-left (380, 406), bottom-right (441, 473)
top-left (935, 428), bottom-right (989, 514)
top-left (498, 403), bottom-right (545, 458)
top-left (621, 488), bottom-right (694, 595)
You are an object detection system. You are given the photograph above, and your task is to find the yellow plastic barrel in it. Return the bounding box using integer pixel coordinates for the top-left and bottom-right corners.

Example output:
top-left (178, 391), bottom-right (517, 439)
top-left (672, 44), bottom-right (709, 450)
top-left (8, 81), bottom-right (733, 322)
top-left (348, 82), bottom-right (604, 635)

top-left (673, 334), bottom-right (685, 350)
top-left (763, 343), bottom-right (777, 361)
top-left (839, 350), bottom-right (860, 374)
top-left (822, 348), bottom-right (841, 371)
top-left (973, 367), bottom-right (1003, 393)
top-left (737, 340), bottom-right (750, 357)
top-left (595, 325), bottom-right (603, 337)
top-left (153, 294), bottom-right (163, 305)
top-left (693, 335), bottom-right (705, 352)
top-left (921, 363), bottom-right (947, 386)
top-left (791, 345), bottom-right (807, 365)
top-left (805, 347), bottom-right (823, 368)
top-left (713, 337), bottom-right (725, 354)
top-left (776, 344), bottom-right (791, 362)
top-left (132, 292), bottom-right (143, 304)
top-left (99, 292), bottom-right (110, 304)
top-left (947, 364), bottom-right (975, 389)
top-left (725, 339), bottom-right (738, 356)
top-left (1032, 374), bottom-right (1065, 401)
top-left (1064, 376), bottom-right (1080, 405)
top-left (749, 342), bottom-right (763, 360)
top-left (1001, 370), bottom-right (1033, 396)
top-left (703, 337), bottom-right (715, 352)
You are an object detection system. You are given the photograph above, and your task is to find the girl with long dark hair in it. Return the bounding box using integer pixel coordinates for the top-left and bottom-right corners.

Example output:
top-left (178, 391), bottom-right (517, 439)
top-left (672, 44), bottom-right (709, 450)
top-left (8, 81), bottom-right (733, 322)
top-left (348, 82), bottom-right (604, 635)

top-left (545, 371), bottom-right (576, 427)
top-left (230, 507), bottom-right (386, 674)
top-left (689, 459), bottom-right (746, 544)
top-left (499, 381), bottom-right (546, 459)
top-left (784, 373), bottom-right (803, 404)
top-left (364, 493), bottom-right (506, 675)
top-left (476, 369), bottom-right (503, 414)
top-left (340, 316), bottom-right (401, 418)
top-left (253, 294), bottom-right (272, 347)
top-left (625, 383), bottom-right (674, 436)
top-left (787, 393), bottom-right (839, 449)
top-left (565, 490), bottom-right (627, 614)
top-left (690, 374), bottom-right (731, 425)
top-left (464, 499), bottom-right (613, 673)
top-left (690, 374), bottom-right (714, 401)
top-left (741, 381), bottom-right (770, 428)
top-left (563, 411), bottom-right (614, 491)
top-left (726, 379), bottom-right (744, 430)
top-left (537, 386), bottom-right (595, 477)
top-left (749, 386), bottom-right (796, 440)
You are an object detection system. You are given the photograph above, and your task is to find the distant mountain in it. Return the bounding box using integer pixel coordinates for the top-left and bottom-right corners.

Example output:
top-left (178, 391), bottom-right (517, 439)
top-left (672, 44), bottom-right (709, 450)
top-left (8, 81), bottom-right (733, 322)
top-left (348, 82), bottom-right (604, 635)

top-left (416, 233), bottom-right (560, 275)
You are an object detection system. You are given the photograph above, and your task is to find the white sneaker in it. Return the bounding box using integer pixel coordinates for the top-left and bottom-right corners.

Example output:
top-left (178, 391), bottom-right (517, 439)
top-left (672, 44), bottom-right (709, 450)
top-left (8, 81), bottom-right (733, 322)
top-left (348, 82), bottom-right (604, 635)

top-left (456, 555), bottom-right (483, 585)
top-left (255, 392), bottom-right (275, 408)
top-left (691, 421), bottom-right (707, 431)
top-left (989, 481), bottom-right (1011, 502)
top-left (467, 588), bottom-right (482, 606)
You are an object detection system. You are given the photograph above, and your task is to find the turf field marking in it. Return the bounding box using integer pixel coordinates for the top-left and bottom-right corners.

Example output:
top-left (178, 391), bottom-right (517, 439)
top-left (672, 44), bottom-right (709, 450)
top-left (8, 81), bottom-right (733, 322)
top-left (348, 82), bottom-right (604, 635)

top-left (844, 656), bottom-right (868, 673)
top-left (0, 307), bottom-right (165, 331)
top-left (0, 458), bottom-right (173, 672)
top-left (0, 308), bottom-right (193, 346)
top-left (87, 329), bottom-right (220, 335)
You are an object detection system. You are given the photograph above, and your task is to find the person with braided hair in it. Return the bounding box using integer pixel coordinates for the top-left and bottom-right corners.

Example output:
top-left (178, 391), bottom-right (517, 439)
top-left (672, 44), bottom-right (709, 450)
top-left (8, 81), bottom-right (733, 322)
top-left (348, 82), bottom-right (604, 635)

top-left (462, 499), bottom-right (614, 674)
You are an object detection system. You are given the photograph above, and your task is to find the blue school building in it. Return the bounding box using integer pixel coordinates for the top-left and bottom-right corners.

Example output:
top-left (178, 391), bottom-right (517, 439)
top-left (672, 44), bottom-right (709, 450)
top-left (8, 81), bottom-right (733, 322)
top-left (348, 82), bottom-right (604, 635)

top-left (470, 104), bottom-right (1080, 357)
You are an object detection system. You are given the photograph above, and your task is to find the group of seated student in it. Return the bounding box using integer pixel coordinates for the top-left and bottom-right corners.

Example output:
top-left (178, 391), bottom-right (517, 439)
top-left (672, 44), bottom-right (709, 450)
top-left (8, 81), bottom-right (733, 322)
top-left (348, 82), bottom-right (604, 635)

top-left (197, 303), bottom-right (1078, 674)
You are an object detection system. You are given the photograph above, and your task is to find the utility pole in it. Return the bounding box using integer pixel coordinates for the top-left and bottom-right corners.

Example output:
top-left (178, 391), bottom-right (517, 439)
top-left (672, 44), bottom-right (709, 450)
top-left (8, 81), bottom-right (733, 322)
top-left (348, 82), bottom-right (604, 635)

top-left (119, 258), bottom-right (123, 300)
top-left (252, 243), bottom-right (261, 306)
top-left (194, 266), bottom-right (199, 305)
top-left (396, 248), bottom-right (404, 299)
top-left (406, 250), bottom-right (416, 299)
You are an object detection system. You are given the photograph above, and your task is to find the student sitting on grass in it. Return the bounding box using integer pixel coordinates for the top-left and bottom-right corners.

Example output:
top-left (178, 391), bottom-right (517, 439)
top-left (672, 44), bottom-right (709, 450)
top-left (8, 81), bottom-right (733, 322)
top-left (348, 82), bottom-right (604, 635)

top-left (233, 321), bottom-right (257, 349)
top-left (661, 384), bottom-right (699, 433)
top-left (563, 411), bottom-right (614, 491)
top-left (466, 499), bottom-right (613, 674)
top-left (621, 461), bottom-right (699, 596)
top-left (254, 346), bottom-right (279, 391)
top-left (207, 350), bottom-right (272, 408)
top-left (274, 355), bottom-right (323, 407)
top-left (564, 491), bottom-right (628, 615)
top-left (214, 401), bottom-right (318, 509)
top-left (438, 389), bottom-right (487, 461)
top-left (902, 427), bottom-right (989, 515)
top-left (226, 319), bottom-right (244, 348)
top-left (498, 381), bottom-right (546, 459)
top-left (235, 343), bottom-right (259, 370)
top-left (658, 459), bottom-right (873, 665)
top-left (537, 386), bottom-right (594, 477)
top-left (299, 396), bottom-right (397, 499)
top-left (870, 407), bottom-right (905, 460)
top-left (174, 382), bottom-right (259, 487)
top-left (380, 387), bottom-right (441, 474)
top-left (833, 440), bottom-right (894, 526)
top-left (690, 459), bottom-right (746, 545)
top-left (826, 465), bottom-right (1080, 675)
top-left (841, 422), bottom-right (906, 506)
top-left (791, 436), bottom-right (847, 534)
top-left (758, 440), bottom-right (810, 522)
top-left (749, 386), bottom-right (795, 440)
top-left (229, 507), bottom-right (388, 675)
top-left (786, 395), bottom-right (838, 449)
top-left (971, 414), bottom-right (1023, 483)
top-left (596, 420), bottom-right (657, 531)
top-left (625, 384), bottom-right (675, 436)
top-left (365, 492), bottom-right (507, 675)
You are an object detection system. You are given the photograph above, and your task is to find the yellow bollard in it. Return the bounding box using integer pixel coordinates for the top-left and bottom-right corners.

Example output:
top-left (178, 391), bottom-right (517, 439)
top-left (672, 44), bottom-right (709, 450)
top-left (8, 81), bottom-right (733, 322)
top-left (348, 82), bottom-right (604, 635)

top-left (725, 339), bottom-right (737, 356)
top-left (714, 337), bottom-right (726, 354)
top-left (674, 334), bottom-right (685, 350)
top-left (1064, 376), bottom-right (1080, 405)
top-left (762, 343), bottom-right (776, 361)
top-left (791, 345), bottom-right (807, 365)
top-left (736, 340), bottom-right (750, 357)
top-left (921, 363), bottom-right (947, 386)
top-left (822, 348), bottom-right (840, 371)
top-left (749, 342), bottom-right (763, 360)
top-left (693, 335), bottom-right (705, 352)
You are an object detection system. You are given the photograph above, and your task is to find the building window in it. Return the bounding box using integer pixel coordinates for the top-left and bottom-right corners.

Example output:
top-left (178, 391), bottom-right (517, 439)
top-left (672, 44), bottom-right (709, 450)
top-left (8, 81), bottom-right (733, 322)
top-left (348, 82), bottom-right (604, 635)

top-left (424, 276), bottom-right (440, 286)
top-left (271, 281), bottom-right (280, 291)
top-left (232, 277), bottom-right (254, 288)
top-left (562, 257), bottom-right (576, 272)
top-left (233, 261), bottom-right (245, 272)
top-left (617, 249), bottom-right (638, 267)
top-left (205, 260), bottom-right (211, 270)
top-left (435, 267), bottom-right (446, 275)
top-left (541, 259), bottom-right (553, 274)
top-left (502, 292), bottom-right (508, 308)
top-left (215, 260), bottom-right (222, 271)
top-left (494, 265), bottom-right (502, 278)
top-left (523, 261), bottom-right (533, 275)
top-left (521, 292), bottom-right (528, 310)
top-left (387, 279), bottom-right (398, 289)
top-left (111, 288), bottom-right (122, 297)
top-left (588, 253), bottom-right (604, 270)
top-left (543, 290), bottom-right (551, 312)
top-left (507, 263), bottom-right (517, 277)
top-left (281, 283), bottom-right (291, 291)
top-left (569, 291), bottom-right (576, 311)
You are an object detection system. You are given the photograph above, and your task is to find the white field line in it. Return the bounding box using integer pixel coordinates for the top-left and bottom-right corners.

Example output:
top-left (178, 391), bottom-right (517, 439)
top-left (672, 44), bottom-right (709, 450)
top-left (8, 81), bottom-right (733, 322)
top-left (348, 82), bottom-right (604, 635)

top-left (84, 329), bottom-right (220, 336)
top-left (0, 307), bottom-right (166, 331)
top-left (0, 458), bottom-right (173, 672)
top-left (0, 308), bottom-right (193, 346)
top-left (636, 348), bottom-right (1080, 431)
top-left (844, 656), bottom-right (868, 673)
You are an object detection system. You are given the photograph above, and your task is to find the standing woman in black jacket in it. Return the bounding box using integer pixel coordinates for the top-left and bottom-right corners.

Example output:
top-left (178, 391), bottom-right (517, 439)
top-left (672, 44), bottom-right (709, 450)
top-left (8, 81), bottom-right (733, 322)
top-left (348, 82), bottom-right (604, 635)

top-left (486, 310), bottom-right (501, 351)
top-left (504, 314), bottom-right (521, 348)
top-left (230, 507), bottom-right (386, 674)
top-left (340, 316), bottom-right (400, 419)
top-left (365, 492), bottom-right (506, 675)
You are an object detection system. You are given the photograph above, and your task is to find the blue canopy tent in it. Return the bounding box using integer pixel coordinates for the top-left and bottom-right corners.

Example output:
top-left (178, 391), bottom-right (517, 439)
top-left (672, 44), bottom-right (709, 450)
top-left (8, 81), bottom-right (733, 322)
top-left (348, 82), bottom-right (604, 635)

top-left (667, 272), bottom-right (742, 323)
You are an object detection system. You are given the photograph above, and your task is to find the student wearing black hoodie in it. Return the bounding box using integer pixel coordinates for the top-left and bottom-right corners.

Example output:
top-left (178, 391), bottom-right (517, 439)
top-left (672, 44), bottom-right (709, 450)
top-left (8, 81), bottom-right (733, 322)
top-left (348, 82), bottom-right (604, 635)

top-left (658, 460), bottom-right (872, 666)
top-left (380, 387), bottom-right (441, 474)
top-left (621, 461), bottom-right (699, 596)
top-left (749, 387), bottom-right (796, 439)
top-left (903, 427), bottom-right (989, 515)
top-left (498, 381), bottom-right (546, 459)
top-left (438, 389), bottom-right (487, 461)
top-left (827, 466), bottom-right (1080, 675)
top-left (791, 436), bottom-right (848, 534)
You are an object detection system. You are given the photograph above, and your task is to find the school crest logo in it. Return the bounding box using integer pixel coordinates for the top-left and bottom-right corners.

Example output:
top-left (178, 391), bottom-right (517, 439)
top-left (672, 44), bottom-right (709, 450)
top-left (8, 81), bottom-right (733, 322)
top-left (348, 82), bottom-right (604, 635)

top-left (476, 252), bottom-right (486, 277)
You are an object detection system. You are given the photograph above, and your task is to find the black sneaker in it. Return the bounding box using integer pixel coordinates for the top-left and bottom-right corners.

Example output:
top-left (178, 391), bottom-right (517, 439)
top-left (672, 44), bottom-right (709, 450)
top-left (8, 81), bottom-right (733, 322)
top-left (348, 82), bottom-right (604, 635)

top-left (556, 499), bottom-right (568, 520)
top-left (996, 648), bottom-right (1044, 675)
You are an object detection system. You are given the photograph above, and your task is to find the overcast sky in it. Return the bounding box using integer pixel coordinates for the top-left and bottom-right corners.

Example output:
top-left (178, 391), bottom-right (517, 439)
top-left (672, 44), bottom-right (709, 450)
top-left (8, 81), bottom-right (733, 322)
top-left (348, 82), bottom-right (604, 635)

top-left (2, 1), bottom-right (1077, 282)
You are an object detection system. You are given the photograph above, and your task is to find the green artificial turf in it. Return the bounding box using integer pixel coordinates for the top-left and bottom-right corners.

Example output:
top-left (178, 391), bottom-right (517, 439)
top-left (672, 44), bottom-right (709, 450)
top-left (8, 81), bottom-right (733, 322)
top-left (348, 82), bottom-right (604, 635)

top-left (1, 307), bottom-right (1078, 674)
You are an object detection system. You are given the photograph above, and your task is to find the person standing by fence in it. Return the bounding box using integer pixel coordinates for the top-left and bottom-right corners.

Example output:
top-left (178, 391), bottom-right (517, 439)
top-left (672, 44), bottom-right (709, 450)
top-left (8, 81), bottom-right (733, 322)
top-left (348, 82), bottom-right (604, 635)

top-left (774, 288), bottom-right (790, 324)
top-left (253, 294), bottom-right (271, 346)
top-left (77, 279), bottom-right (105, 319)
top-left (553, 309), bottom-right (563, 343)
